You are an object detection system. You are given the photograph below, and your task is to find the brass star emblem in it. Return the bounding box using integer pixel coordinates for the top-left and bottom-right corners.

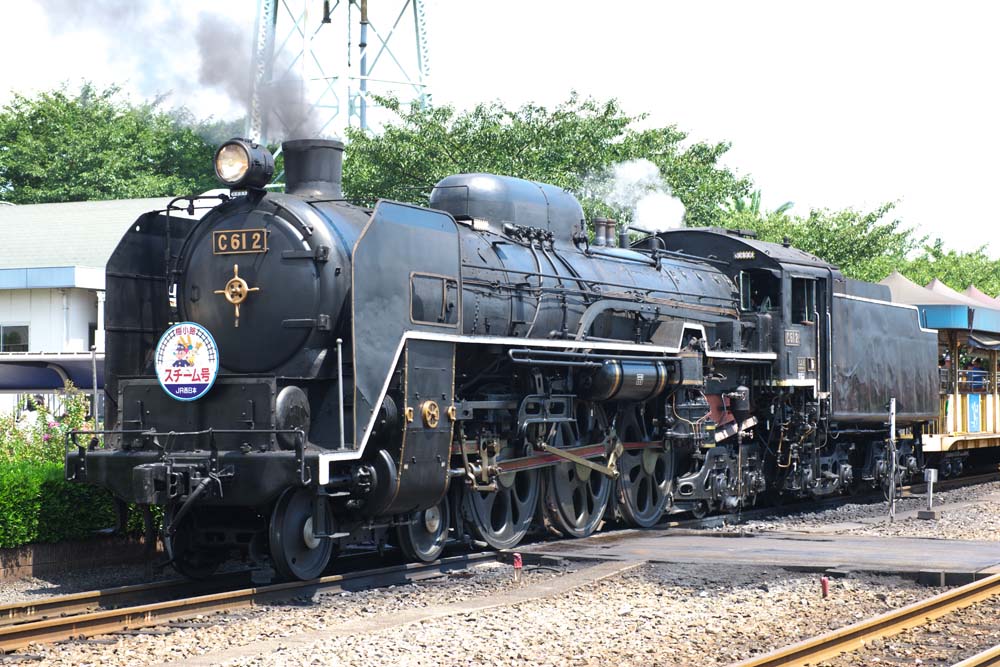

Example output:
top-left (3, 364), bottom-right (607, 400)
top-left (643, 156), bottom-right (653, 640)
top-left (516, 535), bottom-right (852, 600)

top-left (214, 264), bottom-right (260, 327)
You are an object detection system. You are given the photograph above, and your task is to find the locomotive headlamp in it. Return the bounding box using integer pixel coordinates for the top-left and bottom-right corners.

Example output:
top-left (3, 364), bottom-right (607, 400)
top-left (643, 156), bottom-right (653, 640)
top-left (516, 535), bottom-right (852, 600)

top-left (213, 138), bottom-right (275, 190)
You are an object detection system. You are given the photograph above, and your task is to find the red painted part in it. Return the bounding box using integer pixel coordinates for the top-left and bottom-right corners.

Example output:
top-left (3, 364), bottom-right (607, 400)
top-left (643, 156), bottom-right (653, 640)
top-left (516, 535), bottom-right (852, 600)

top-left (821, 576), bottom-right (830, 598)
top-left (513, 553), bottom-right (523, 570)
top-left (457, 441), bottom-right (665, 475)
top-left (494, 445), bottom-right (606, 473)
top-left (621, 441), bottom-right (664, 451)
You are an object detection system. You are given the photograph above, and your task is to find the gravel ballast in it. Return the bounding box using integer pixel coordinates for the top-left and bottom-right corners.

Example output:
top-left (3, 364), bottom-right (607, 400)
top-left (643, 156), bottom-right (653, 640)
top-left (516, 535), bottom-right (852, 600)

top-left (0, 562), bottom-right (173, 606)
top-left (718, 480), bottom-right (1000, 540)
top-left (17, 561), bottom-right (940, 667)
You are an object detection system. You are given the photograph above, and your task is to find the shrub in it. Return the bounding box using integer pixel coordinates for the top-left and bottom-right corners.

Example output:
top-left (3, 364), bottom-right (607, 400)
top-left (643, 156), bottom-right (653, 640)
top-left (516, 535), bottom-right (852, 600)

top-left (0, 382), bottom-right (95, 465)
top-left (0, 383), bottom-right (160, 550)
top-left (0, 460), bottom-right (118, 549)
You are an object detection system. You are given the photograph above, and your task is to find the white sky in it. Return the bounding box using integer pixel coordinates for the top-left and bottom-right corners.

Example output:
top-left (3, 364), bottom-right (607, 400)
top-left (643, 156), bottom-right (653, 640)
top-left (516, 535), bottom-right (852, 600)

top-left (2, 0), bottom-right (997, 255)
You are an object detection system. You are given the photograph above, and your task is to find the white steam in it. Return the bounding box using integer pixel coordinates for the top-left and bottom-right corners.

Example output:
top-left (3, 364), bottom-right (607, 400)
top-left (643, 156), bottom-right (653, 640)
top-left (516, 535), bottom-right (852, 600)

top-left (591, 159), bottom-right (686, 233)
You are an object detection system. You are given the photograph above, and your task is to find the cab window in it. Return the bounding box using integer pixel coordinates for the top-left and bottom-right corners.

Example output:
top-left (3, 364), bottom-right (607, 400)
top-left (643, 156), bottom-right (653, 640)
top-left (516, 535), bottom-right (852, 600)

top-left (792, 278), bottom-right (816, 324)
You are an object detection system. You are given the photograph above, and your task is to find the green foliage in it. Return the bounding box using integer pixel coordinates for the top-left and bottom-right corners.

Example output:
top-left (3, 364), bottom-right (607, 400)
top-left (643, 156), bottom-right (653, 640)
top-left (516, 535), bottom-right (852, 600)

top-left (902, 240), bottom-right (1000, 297)
top-left (0, 460), bottom-right (116, 549)
top-left (0, 460), bottom-right (42, 548)
top-left (0, 382), bottom-right (121, 549)
top-left (0, 382), bottom-right (94, 465)
top-left (0, 84), bottom-right (217, 204)
top-left (343, 94), bottom-right (751, 227)
top-left (723, 201), bottom-right (919, 283)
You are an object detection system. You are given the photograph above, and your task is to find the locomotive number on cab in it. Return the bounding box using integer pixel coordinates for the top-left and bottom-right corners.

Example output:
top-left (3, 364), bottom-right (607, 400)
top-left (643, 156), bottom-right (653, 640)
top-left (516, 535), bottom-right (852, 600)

top-left (213, 229), bottom-right (268, 255)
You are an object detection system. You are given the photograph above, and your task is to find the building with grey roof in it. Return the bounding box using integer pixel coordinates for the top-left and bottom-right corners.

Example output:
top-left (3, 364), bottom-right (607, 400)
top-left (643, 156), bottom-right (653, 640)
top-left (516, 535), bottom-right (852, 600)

top-left (0, 198), bottom-right (205, 409)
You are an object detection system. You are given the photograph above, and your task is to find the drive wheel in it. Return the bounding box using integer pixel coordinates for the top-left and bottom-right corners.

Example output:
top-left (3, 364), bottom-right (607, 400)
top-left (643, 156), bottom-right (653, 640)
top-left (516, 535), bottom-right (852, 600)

top-left (616, 407), bottom-right (672, 528)
top-left (465, 446), bottom-right (539, 550)
top-left (543, 407), bottom-right (612, 538)
top-left (269, 488), bottom-right (333, 581)
top-left (163, 507), bottom-right (223, 580)
top-left (398, 493), bottom-right (451, 562)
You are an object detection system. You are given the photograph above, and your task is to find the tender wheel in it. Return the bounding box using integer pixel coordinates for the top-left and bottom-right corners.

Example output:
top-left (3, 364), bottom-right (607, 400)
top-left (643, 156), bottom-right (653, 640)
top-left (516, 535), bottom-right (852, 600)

top-left (269, 488), bottom-right (333, 580)
top-left (398, 493), bottom-right (451, 562)
top-left (616, 408), bottom-right (672, 528)
top-left (542, 410), bottom-right (612, 538)
top-left (465, 446), bottom-right (539, 550)
top-left (163, 507), bottom-right (223, 580)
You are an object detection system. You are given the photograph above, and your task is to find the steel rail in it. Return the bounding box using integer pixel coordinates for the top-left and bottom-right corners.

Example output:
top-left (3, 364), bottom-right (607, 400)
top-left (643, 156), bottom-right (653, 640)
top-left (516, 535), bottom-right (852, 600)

top-left (0, 553), bottom-right (496, 653)
top-left (0, 573), bottom-right (249, 629)
top-left (953, 644), bottom-right (1000, 667)
top-left (730, 573), bottom-right (1000, 667)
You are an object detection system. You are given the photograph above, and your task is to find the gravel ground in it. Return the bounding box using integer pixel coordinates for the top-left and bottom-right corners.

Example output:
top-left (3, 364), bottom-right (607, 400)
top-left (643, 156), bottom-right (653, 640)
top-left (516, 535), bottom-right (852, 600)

top-left (17, 561), bottom-right (940, 667)
top-left (0, 562), bottom-right (173, 606)
top-left (718, 480), bottom-right (1000, 540)
top-left (843, 497), bottom-right (1000, 541)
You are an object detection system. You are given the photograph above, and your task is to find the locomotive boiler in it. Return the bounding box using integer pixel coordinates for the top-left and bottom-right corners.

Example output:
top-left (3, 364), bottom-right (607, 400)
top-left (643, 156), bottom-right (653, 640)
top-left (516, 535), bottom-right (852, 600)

top-left (67, 138), bottom-right (940, 580)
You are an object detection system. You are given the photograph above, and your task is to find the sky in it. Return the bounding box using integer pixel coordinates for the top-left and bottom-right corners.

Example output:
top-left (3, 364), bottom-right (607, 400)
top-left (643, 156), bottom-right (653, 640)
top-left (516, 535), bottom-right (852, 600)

top-left (2, 0), bottom-right (997, 255)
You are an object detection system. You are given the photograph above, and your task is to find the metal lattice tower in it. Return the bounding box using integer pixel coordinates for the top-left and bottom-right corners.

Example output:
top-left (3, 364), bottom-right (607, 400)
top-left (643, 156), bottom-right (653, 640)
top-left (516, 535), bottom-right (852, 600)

top-left (247, 0), bottom-right (431, 143)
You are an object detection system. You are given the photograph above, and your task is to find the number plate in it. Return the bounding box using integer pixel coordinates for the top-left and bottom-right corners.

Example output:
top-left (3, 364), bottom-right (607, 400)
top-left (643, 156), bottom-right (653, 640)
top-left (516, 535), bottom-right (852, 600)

top-left (213, 229), bottom-right (268, 255)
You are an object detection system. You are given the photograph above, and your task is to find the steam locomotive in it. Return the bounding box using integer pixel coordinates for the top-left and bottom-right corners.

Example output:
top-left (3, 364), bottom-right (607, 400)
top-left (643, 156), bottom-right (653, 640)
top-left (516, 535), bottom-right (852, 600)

top-left (67, 138), bottom-right (939, 580)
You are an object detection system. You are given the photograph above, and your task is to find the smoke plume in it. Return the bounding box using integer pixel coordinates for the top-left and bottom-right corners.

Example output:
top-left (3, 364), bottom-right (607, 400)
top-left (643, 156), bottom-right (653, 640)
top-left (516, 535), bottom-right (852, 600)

top-left (587, 159), bottom-right (686, 233)
top-left (35, 0), bottom-right (325, 142)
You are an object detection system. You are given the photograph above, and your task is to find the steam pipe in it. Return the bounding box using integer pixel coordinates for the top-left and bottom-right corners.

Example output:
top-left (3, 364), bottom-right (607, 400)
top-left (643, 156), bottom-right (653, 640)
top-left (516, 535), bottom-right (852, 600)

top-left (337, 337), bottom-right (345, 450)
top-left (618, 224), bottom-right (629, 249)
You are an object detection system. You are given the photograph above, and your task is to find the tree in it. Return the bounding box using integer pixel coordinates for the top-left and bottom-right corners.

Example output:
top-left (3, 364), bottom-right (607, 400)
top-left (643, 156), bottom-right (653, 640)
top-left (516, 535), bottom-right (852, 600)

top-left (0, 84), bottom-right (217, 204)
top-left (723, 200), bottom-right (920, 283)
top-left (902, 240), bottom-right (1000, 297)
top-left (342, 95), bottom-right (751, 227)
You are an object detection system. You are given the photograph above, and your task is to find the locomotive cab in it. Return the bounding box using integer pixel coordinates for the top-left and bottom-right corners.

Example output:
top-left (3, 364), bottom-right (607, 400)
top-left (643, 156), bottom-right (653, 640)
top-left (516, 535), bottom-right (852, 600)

top-left (653, 228), bottom-right (832, 391)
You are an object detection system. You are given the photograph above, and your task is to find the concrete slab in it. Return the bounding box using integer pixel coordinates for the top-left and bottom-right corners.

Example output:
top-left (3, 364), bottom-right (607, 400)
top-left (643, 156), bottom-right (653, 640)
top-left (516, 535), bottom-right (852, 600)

top-left (519, 530), bottom-right (1000, 577)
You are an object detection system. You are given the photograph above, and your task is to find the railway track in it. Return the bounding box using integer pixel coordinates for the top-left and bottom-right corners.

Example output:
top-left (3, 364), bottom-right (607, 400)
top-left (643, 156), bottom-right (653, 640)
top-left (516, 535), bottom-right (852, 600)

top-left (0, 553), bottom-right (496, 654)
top-left (1, 470), bottom-right (995, 656)
top-left (955, 644), bottom-right (1000, 667)
top-left (731, 573), bottom-right (1000, 667)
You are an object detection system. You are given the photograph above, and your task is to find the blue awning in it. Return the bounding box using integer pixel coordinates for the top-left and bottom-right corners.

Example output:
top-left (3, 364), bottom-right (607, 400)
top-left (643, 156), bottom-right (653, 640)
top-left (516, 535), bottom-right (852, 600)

top-left (0, 354), bottom-right (104, 392)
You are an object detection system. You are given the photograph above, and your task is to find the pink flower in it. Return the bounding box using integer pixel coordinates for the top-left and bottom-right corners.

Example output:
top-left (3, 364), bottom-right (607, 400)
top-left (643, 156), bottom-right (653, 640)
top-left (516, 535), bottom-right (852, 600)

top-left (47, 421), bottom-right (57, 428)
top-left (43, 434), bottom-right (51, 441)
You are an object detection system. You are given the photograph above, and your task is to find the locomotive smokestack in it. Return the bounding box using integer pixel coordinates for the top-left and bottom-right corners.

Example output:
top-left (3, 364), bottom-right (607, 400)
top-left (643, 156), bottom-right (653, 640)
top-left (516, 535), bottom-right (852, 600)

top-left (282, 139), bottom-right (344, 198)
top-left (617, 224), bottom-right (629, 248)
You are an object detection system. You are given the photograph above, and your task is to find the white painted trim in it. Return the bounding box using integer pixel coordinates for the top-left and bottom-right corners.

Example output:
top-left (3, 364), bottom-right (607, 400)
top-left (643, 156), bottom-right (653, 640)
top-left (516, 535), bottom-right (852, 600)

top-left (705, 350), bottom-right (777, 361)
top-left (322, 327), bottom-right (776, 469)
top-left (769, 379), bottom-right (818, 388)
top-left (834, 292), bottom-right (938, 334)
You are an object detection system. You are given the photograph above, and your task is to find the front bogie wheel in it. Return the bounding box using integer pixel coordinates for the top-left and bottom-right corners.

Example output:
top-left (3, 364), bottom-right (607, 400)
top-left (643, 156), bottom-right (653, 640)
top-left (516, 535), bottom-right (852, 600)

top-left (163, 507), bottom-right (224, 580)
top-left (269, 488), bottom-right (334, 581)
top-left (397, 493), bottom-right (451, 562)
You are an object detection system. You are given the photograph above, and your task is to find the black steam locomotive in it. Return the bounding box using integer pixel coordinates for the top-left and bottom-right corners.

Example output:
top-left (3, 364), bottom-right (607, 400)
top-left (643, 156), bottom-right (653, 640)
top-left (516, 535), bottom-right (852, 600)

top-left (67, 138), bottom-right (939, 580)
